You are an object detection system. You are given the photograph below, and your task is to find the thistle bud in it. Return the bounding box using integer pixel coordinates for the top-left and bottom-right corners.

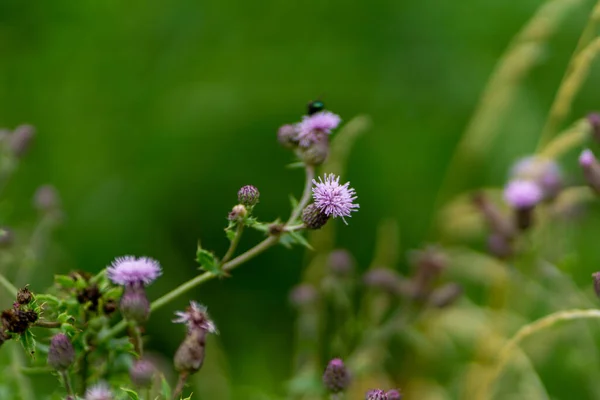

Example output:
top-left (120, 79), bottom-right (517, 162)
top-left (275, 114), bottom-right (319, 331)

top-left (299, 133), bottom-right (329, 166)
top-left (130, 359), bottom-right (156, 387)
top-left (593, 272), bottom-right (600, 298)
top-left (289, 284), bottom-right (318, 308)
top-left (327, 249), bottom-right (355, 276)
top-left (174, 329), bottom-right (207, 374)
top-left (120, 285), bottom-right (150, 324)
top-left (33, 185), bottom-right (60, 212)
top-left (47, 333), bottom-right (75, 371)
top-left (323, 358), bottom-right (351, 393)
top-left (228, 204), bottom-right (247, 221)
top-left (487, 233), bottom-right (513, 259)
top-left (366, 389), bottom-right (387, 400)
top-left (363, 268), bottom-right (402, 294)
top-left (0, 227), bottom-right (13, 248)
top-left (9, 124), bottom-right (35, 157)
top-left (580, 149), bottom-right (600, 194)
top-left (429, 283), bottom-right (462, 308)
top-left (302, 203), bottom-right (329, 229)
top-left (238, 185), bottom-right (260, 207)
top-left (277, 124), bottom-right (299, 149)
top-left (16, 286), bottom-right (33, 305)
top-left (386, 389), bottom-right (403, 400)
top-left (511, 156), bottom-right (562, 200)
top-left (588, 113), bottom-right (600, 143)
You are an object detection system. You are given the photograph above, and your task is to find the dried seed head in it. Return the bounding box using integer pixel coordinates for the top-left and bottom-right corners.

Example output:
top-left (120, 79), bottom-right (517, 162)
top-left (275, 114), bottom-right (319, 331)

top-left (1, 308), bottom-right (37, 333)
top-left (323, 358), bottom-right (351, 393)
top-left (174, 329), bottom-right (207, 374)
top-left (16, 286), bottom-right (33, 305)
top-left (47, 333), bottom-right (75, 371)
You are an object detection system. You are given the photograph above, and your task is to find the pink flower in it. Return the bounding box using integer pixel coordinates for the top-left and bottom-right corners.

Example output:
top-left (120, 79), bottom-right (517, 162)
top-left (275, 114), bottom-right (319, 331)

top-left (173, 301), bottom-right (218, 334)
top-left (297, 111), bottom-right (341, 147)
top-left (106, 256), bottom-right (162, 286)
top-left (312, 174), bottom-right (359, 224)
top-left (503, 180), bottom-right (543, 209)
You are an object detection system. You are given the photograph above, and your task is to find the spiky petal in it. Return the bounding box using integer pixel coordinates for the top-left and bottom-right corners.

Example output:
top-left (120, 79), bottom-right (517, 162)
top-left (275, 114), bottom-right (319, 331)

top-left (312, 174), bottom-right (359, 224)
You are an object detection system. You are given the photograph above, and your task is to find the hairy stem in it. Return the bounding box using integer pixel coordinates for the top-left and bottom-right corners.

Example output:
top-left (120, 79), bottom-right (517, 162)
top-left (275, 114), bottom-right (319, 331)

top-left (100, 166), bottom-right (314, 341)
top-left (33, 320), bottom-right (62, 329)
top-left (480, 309), bottom-right (600, 399)
top-left (172, 372), bottom-right (189, 400)
top-left (221, 224), bottom-right (244, 264)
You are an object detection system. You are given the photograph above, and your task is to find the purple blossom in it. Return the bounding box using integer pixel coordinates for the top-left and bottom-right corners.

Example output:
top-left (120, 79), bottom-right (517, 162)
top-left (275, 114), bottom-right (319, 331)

top-left (312, 174), bottom-right (359, 224)
top-left (106, 256), bottom-right (162, 286)
top-left (503, 180), bottom-right (543, 209)
top-left (297, 111), bottom-right (341, 147)
top-left (511, 156), bottom-right (562, 198)
top-left (173, 301), bottom-right (218, 334)
top-left (85, 382), bottom-right (113, 400)
top-left (579, 149), bottom-right (596, 167)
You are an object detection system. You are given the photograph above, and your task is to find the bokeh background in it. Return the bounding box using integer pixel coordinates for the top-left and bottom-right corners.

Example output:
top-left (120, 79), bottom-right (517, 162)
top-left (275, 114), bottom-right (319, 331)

top-left (3, 0), bottom-right (600, 398)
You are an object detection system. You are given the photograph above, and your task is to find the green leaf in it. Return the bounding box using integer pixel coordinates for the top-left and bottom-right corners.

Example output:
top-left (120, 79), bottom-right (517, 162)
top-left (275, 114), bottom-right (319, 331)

top-left (32, 293), bottom-right (60, 307)
top-left (54, 275), bottom-right (75, 289)
top-left (121, 387), bottom-right (140, 400)
top-left (20, 330), bottom-right (36, 359)
top-left (286, 161), bottom-right (305, 169)
top-left (102, 286), bottom-right (123, 301)
top-left (161, 375), bottom-right (172, 399)
top-left (196, 243), bottom-right (223, 276)
top-left (225, 229), bottom-right (236, 241)
top-left (287, 231), bottom-right (313, 250)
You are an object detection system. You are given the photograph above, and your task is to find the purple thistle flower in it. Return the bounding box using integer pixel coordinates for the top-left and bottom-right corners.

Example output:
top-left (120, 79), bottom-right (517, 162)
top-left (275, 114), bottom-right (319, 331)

top-left (580, 149), bottom-right (596, 167)
top-left (503, 180), bottom-right (543, 209)
top-left (366, 389), bottom-right (387, 400)
top-left (297, 111), bottom-right (341, 147)
top-left (312, 174), bottom-right (359, 224)
top-left (511, 156), bottom-right (562, 199)
top-left (173, 301), bottom-right (218, 334)
top-left (85, 382), bottom-right (114, 400)
top-left (106, 256), bottom-right (161, 286)
top-left (323, 358), bottom-right (351, 393)
top-left (386, 389), bottom-right (403, 400)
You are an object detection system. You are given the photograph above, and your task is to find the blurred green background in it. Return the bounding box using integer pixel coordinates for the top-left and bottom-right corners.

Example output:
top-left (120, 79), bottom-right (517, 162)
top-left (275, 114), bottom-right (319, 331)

top-left (3, 0), bottom-right (600, 398)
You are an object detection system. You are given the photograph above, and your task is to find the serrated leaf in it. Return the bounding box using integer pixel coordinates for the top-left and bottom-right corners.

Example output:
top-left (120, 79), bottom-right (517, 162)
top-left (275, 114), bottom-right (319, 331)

top-left (289, 195), bottom-right (299, 210)
top-left (121, 388), bottom-right (140, 400)
top-left (20, 330), bottom-right (36, 359)
top-left (225, 229), bottom-right (236, 241)
top-left (161, 375), bottom-right (172, 399)
top-left (33, 294), bottom-right (60, 306)
top-left (196, 244), bottom-right (223, 276)
top-left (287, 231), bottom-right (313, 250)
top-left (54, 275), bottom-right (75, 289)
top-left (102, 286), bottom-right (123, 301)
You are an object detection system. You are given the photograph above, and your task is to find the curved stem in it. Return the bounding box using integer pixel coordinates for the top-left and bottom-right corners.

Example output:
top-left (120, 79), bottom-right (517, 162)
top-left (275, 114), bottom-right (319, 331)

top-left (287, 165), bottom-right (314, 224)
top-left (539, 118), bottom-right (589, 159)
top-left (481, 309), bottom-right (600, 399)
top-left (221, 224), bottom-right (244, 264)
top-left (101, 166), bottom-right (314, 341)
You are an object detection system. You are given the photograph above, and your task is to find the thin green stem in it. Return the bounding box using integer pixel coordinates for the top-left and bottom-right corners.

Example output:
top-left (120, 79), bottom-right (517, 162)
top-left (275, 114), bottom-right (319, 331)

top-left (287, 165), bottom-right (314, 224)
top-left (60, 371), bottom-right (74, 397)
top-left (0, 272), bottom-right (17, 296)
top-left (221, 224), bottom-right (244, 264)
top-left (481, 309), bottom-right (600, 400)
top-left (284, 224), bottom-right (306, 232)
top-left (130, 323), bottom-right (144, 357)
top-left (101, 166), bottom-right (314, 341)
top-left (172, 372), bottom-right (189, 400)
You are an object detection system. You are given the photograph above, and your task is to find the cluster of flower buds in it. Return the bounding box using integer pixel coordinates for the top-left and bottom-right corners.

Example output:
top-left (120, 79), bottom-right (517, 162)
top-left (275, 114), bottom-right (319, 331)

top-left (302, 174), bottom-right (359, 229)
top-left (228, 185), bottom-right (260, 223)
top-left (173, 301), bottom-right (218, 375)
top-left (277, 101), bottom-right (341, 166)
top-left (323, 358), bottom-right (351, 394)
top-left (365, 388), bottom-right (402, 399)
top-left (0, 286), bottom-right (38, 345)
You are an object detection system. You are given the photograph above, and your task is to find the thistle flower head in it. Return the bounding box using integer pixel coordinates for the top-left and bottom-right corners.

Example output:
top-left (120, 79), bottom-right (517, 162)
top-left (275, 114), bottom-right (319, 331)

top-left (130, 359), bottom-right (156, 387)
top-left (47, 333), bottom-right (75, 371)
top-left (312, 174), bottom-right (359, 224)
top-left (503, 180), bottom-right (543, 209)
top-left (386, 389), bottom-right (403, 400)
top-left (580, 149), bottom-right (596, 167)
top-left (85, 382), bottom-right (113, 400)
top-left (106, 256), bottom-right (162, 286)
top-left (323, 358), bottom-right (351, 393)
top-left (366, 389), bottom-right (387, 400)
top-left (173, 301), bottom-right (218, 334)
top-left (297, 111), bottom-right (341, 147)
top-left (511, 156), bottom-right (562, 198)
top-left (238, 185), bottom-right (260, 207)
top-left (120, 285), bottom-right (151, 323)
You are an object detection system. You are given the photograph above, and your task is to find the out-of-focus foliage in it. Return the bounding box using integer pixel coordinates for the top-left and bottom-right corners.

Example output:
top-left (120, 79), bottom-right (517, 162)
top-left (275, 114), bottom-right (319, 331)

top-left (3, 0), bottom-right (600, 398)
